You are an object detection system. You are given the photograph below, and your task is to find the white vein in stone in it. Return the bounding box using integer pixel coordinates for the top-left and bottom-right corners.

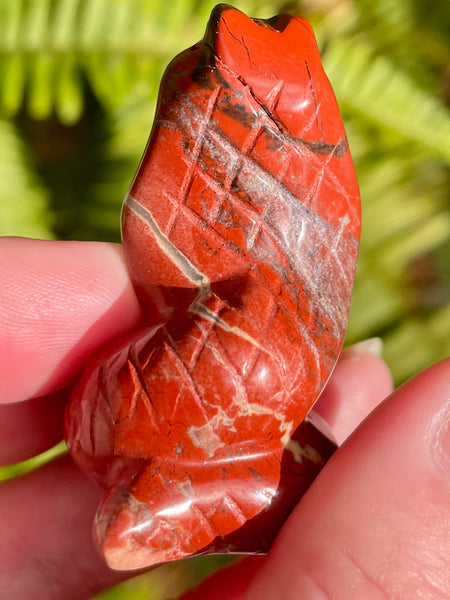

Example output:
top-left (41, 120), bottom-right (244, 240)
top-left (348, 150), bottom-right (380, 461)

top-left (125, 195), bottom-right (210, 295)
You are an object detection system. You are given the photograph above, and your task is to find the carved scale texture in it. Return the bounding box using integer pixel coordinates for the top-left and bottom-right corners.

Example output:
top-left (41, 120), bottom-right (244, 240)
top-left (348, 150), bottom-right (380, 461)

top-left (65, 5), bottom-right (360, 571)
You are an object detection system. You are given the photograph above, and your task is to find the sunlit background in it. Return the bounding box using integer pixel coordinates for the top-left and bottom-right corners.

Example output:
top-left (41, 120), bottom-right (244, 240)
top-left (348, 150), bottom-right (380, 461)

top-left (0, 0), bottom-right (449, 598)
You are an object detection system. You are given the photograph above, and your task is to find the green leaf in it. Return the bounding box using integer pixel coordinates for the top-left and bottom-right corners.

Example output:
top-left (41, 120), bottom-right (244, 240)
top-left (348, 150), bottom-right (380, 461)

top-left (0, 54), bottom-right (25, 115)
top-left (28, 53), bottom-right (55, 120)
top-left (324, 37), bottom-right (450, 163)
top-left (0, 117), bottom-right (53, 238)
top-left (55, 54), bottom-right (83, 124)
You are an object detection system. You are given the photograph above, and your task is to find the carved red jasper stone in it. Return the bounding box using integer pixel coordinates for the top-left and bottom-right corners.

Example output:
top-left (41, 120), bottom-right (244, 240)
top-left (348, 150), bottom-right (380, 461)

top-left (65, 4), bottom-right (360, 571)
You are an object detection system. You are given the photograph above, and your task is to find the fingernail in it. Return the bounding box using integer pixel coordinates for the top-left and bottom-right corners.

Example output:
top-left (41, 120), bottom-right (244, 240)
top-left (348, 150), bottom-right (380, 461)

top-left (428, 400), bottom-right (450, 484)
top-left (343, 337), bottom-right (383, 358)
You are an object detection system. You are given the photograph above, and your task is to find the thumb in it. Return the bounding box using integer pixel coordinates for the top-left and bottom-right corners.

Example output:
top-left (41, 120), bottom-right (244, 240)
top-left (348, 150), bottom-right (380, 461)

top-left (244, 358), bottom-right (450, 599)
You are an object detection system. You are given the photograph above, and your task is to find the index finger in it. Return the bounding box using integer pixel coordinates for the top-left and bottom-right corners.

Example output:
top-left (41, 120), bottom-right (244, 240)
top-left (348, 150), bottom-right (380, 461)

top-left (0, 237), bottom-right (142, 404)
top-left (0, 237), bottom-right (142, 465)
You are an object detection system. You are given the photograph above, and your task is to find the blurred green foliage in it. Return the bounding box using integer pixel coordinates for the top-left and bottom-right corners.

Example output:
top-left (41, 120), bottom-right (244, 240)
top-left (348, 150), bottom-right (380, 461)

top-left (0, 0), bottom-right (449, 598)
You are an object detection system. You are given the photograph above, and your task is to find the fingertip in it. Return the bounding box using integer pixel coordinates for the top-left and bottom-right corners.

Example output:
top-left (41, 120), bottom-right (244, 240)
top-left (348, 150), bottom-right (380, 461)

top-left (313, 342), bottom-right (393, 444)
top-left (0, 238), bottom-right (143, 403)
top-left (243, 359), bottom-right (450, 600)
top-left (0, 456), bottom-right (128, 598)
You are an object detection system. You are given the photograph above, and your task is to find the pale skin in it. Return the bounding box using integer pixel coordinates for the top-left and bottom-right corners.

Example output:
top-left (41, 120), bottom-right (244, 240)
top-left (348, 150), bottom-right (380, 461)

top-left (0, 236), bottom-right (449, 600)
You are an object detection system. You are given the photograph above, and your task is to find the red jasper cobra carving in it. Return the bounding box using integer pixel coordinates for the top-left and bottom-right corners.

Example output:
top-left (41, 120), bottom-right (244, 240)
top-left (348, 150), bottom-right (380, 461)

top-left (65, 4), bottom-right (361, 571)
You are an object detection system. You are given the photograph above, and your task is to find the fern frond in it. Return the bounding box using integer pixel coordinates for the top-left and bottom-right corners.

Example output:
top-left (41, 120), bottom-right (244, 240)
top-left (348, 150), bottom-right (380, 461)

top-left (343, 108), bottom-right (449, 370)
top-left (2, 0), bottom-right (449, 166)
top-left (323, 37), bottom-right (450, 163)
top-left (0, 0), bottom-right (279, 123)
top-left (383, 304), bottom-right (450, 383)
top-left (0, 117), bottom-right (53, 238)
top-left (352, 0), bottom-right (450, 82)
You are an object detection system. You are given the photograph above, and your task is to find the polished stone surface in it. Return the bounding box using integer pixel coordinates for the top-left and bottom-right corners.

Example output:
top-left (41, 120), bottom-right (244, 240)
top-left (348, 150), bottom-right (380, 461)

top-left (65, 4), bottom-right (360, 571)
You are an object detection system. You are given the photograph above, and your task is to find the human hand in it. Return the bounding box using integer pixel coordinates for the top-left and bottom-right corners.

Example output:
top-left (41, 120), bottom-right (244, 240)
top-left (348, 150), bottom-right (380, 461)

top-left (0, 237), bottom-right (142, 599)
top-left (181, 367), bottom-right (450, 598)
top-left (1, 236), bottom-right (448, 600)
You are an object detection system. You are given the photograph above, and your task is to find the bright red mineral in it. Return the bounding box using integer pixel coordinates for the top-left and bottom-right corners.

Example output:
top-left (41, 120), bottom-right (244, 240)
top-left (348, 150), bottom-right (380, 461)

top-left (65, 4), bottom-right (360, 570)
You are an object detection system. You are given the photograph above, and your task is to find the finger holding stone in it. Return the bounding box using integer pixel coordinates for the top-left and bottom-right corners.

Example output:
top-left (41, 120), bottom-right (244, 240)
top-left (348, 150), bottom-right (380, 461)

top-left (311, 338), bottom-right (394, 444)
top-left (243, 359), bottom-right (450, 600)
top-left (0, 237), bottom-right (142, 405)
